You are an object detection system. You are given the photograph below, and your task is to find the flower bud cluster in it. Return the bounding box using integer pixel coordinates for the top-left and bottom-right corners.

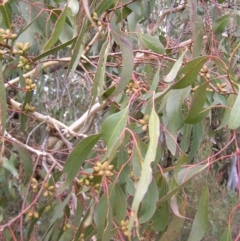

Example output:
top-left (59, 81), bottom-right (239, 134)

top-left (120, 219), bottom-right (129, 236)
top-left (139, 114), bottom-right (149, 131)
top-left (43, 182), bottom-right (55, 197)
top-left (126, 81), bottom-right (141, 95)
top-left (24, 103), bottom-right (35, 112)
top-left (93, 161), bottom-right (114, 176)
top-left (25, 78), bottom-right (36, 91)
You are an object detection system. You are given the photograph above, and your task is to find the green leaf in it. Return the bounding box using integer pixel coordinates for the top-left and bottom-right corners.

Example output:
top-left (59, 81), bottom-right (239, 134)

top-left (151, 201), bottom-right (169, 232)
top-left (160, 199), bottom-right (186, 241)
top-left (101, 106), bottom-right (129, 162)
top-left (15, 146), bottom-right (33, 185)
top-left (111, 33), bottom-right (134, 96)
top-left (171, 56), bottom-right (208, 89)
top-left (220, 228), bottom-right (233, 241)
top-left (91, 40), bottom-right (110, 103)
top-left (94, 194), bottom-right (110, 239)
top-left (59, 134), bottom-right (101, 193)
top-left (217, 94), bottom-right (236, 129)
top-left (138, 33), bottom-right (165, 54)
top-left (42, 195), bottom-right (71, 240)
top-left (188, 123), bottom-right (203, 161)
top-left (0, 62), bottom-right (6, 135)
top-left (68, 18), bottom-right (88, 73)
top-left (164, 49), bottom-right (187, 83)
top-left (187, 185), bottom-right (209, 241)
top-left (0, 3), bottom-right (12, 29)
top-left (109, 184), bottom-right (127, 224)
top-left (2, 157), bottom-right (18, 178)
top-left (213, 14), bottom-right (230, 39)
top-left (139, 178), bottom-right (159, 223)
top-left (96, 0), bottom-right (116, 15)
top-left (185, 82), bottom-right (207, 124)
top-left (33, 37), bottom-right (77, 61)
top-left (129, 102), bottom-right (159, 231)
top-left (228, 85), bottom-right (240, 129)
top-left (159, 165), bottom-right (207, 203)
top-left (42, 6), bottom-right (68, 52)
top-left (189, 0), bottom-right (204, 57)
top-left (165, 88), bottom-right (189, 155)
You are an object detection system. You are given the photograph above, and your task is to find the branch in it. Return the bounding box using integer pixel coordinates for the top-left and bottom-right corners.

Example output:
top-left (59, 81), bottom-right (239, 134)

top-left (149, 3), bottom-right (186, 35)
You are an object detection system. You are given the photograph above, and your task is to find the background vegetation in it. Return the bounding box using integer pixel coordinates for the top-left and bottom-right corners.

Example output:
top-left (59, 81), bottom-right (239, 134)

top-left (0, 0), bottom-right (239, 240)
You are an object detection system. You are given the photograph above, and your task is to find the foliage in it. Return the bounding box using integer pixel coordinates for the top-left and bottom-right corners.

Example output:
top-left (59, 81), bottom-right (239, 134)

top-left (0, 0), bottom-right (240, 240)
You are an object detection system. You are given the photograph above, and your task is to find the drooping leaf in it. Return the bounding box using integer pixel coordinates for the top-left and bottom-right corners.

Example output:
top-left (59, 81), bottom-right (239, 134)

top-left (15, 146), bottom-right (33, 185)
top-left (187, 185), bottom-right (209, 241)
top-left (189, 0), bottom-right (204, 57)
top-left (213, 14), bottom-right (230, 40)
top-left (220, 228), bottom-right (233, 241)
top-left (159, 164), bottom-right (207, 203)
top-left (59, 134), bottom-right (101, 193)
top-left (42, 195), bottom-right (71, 240)
top-left (165, 88), bottom-right (189, 155)
top-left (33, 37), bottom-right (77, 61)
top-left (43, 6), bottom-right (68, 52)
top-left (101, 106), bottom-right (129, 162)
top-left (164, 49), bottom-right (187, 83)
top-left (93, 194), bottom-right (110, 239)
top-left (185, 82), bottom-right (208, 124)
top-left (138, 33), bottom-right (165, 54)
top-left (160, 198), bottom-right (186, 241)
top-left (171, 56), bottom-right (208, 89)
top-left (128, 101), bottom-right (159, 232)
top-left (91, 40), bottom-right (110, 104)
top-left (68, 17), bottom-right (88, 73)
top-left (111, 33), bottom-right (134, 96)
top-left (96, 0), bottom-right (116, 16)
top-left (109, 184), bottom-right (127, 224)
top-left (139, 178), bottom-right (159, 223)
top-left (0, 3), bottom-right (12, 29)
top-left (2, 157), bottom-right (18, 178)
top-left (228, 85), bottom-right (240, 129)
top-left (188, 123), bottom-right (203, 161)
top-left (217, 94), bottom-right (236, 129)
top-left (0, 62), bottom-right (6, 135)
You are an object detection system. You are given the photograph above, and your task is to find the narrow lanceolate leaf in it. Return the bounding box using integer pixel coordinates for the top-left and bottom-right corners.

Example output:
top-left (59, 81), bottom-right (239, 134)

top-left (68, 17), bottom-right (88, 73)
top-left (42, 6), bottom-right (68, 52)
top-left (217, 94), bottom-right (236, 130)
top-left (42, 195), bottom-right (71, 240)
top-left (160, 199), bottom-right (186, 241)
top-left (213, 14), bottom-right (230, 38)
top-left (128, 100), bottom-right (159, 232)
top-left (171, 56), bottom-right (208, 89)
top-left (220, 228), bottom-right (233, 241)
top-left (185, 82), bottom-right (208, 124)
top-left (96, 0), bottom-right (115, 15)
top-left (228, 85), bottom-right (240, 129)
top-left (0, 62), bottom-right (7, 135)
top-left (189, 0), bottom-right (204, 57)
top-left (94, 194), bottom-right (109, 239)
top-left (2, 157), bottom-right (19, 178)
top-left (138, 33), bottom-right (165, 54)
top-left (59, 134), bottom-right (101, 193)
top-left (187, 185), bottom-right (209, 241)
top-left (15, 146), bottom-right (33, 185)
top-left (165, 88), bottom-right (189, 155)
top-left (91, 40), bottom-right (110, 103)
top-left (0, 3), bottom-right (12, 29)
top-left (164, 49), bottom-right (187, 83)
top-left (111, 33), bottom-right (134, 96)
top-left (139, 179), bottom-right (159, 223)
top-left (101, 106), bottom-right (129, 161)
